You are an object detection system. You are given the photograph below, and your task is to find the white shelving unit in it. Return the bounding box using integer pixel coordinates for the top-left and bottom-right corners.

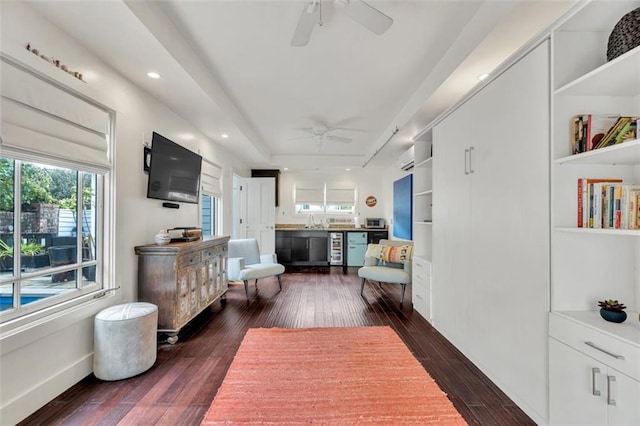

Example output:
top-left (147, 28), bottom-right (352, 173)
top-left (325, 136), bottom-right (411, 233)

top-left (412, 132), bottom-right (432, 322)
top-left (549, 1), bottom-right (640, 424)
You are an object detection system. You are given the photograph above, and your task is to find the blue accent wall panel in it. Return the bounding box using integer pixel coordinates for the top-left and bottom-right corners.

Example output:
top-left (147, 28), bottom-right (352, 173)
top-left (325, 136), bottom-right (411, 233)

top-left (393, 174), bottom-right (413, 240)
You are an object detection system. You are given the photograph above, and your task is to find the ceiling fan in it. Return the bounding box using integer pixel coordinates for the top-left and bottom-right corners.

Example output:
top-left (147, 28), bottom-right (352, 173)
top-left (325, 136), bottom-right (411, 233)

top-left (291, 0), bottom-right (393, 47)
top-left (292, 126), bottom-right (353, 143)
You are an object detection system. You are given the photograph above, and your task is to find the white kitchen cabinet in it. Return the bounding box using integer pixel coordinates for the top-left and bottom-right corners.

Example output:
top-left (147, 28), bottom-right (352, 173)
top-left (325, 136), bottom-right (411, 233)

top-left (549, 337), bottom-right (640, 425)
top-left (548, 2), bottom-right (640, 423)
top-left (432, 40), bottom-right (550, 423)
top-left (412, 256), bottom-right (431, 321)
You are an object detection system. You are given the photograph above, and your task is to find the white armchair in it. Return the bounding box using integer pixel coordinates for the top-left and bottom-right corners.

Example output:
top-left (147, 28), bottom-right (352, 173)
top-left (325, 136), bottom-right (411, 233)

top-left (227, 238), bottom-right (285, 298)
top-left (358, 239), bottom-right (413, 305)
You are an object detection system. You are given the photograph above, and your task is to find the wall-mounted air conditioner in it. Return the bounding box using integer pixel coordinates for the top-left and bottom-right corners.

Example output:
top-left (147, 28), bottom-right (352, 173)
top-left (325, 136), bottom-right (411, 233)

top-left (398, 146), bottom-right (414, 171)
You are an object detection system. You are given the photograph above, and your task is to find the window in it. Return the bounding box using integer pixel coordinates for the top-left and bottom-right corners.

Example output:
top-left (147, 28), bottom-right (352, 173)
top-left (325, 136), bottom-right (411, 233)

top-left (294, 181), bottom-right (355, 214)
top-left (0, 158), bottom-right (103, 320)
top-left (201, 194), bottom-right (218, 236)
top-left (0, 56), bottom-right (112, 324)
top-left (200, 159), bottom-right (222, 236)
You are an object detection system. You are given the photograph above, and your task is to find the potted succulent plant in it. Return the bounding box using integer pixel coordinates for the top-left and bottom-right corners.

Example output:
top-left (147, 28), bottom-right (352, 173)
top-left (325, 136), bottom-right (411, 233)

top-left (20, 242), bottom-right (49, 269)
top-left (0, 239), bottom-right (49, 271)
top-left (0, 240), bottom-right (13, 271)
top-left (598, 299), bottom-right (627, 323)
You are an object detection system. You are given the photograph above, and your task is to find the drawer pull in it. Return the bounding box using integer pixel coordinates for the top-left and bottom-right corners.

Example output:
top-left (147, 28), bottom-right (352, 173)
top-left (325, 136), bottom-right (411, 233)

top-left (591, 367), bottom-right (601, 396)
top-left (584, 341), bottom-right (625, 360)
top-left (607, 375), bottom-right (616, 406)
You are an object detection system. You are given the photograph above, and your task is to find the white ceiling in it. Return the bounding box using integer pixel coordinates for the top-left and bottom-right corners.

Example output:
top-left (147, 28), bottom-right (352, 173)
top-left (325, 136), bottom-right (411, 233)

top-left (27, 0), bottom-right (573, 172)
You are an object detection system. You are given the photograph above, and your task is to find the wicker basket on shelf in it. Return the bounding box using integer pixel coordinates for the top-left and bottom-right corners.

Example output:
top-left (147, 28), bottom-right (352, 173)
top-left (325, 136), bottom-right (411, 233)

top-left (607, 7), bottom-right (640, 61)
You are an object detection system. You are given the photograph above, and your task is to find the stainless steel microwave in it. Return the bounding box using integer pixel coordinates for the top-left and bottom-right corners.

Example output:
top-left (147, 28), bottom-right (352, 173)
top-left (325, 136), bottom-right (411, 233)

top-left (366, 218), bottom-right (385, 229)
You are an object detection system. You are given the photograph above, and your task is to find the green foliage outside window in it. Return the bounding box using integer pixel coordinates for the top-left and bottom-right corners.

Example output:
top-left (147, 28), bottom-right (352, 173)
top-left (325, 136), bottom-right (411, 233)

top-left (0, 158), bottom-right (92, 211)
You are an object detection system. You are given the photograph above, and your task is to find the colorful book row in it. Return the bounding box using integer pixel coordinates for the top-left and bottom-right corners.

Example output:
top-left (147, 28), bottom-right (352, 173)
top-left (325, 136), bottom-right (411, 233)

top-left (577, 179), bottom-right (640, 229)
top-left (572, 115), bottom-right (638, 154)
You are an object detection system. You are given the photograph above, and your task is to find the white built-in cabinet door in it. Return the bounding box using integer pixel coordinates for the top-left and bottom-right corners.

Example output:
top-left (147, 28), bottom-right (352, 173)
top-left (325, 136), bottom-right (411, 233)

top-left (432, 40), bottom-right (550, 423)
top-left (549, 338), bottom-right (640, 426)
top-left (432, 108), bottom-right (472, 350)
top-left (549, 338), bottom-right (608, 425)
top-left (239, 177), bottom-right (276, 254)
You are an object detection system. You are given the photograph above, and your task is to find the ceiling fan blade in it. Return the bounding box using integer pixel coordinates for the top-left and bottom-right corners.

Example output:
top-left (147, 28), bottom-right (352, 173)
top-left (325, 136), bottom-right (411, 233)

top-left (291, 1), bottom-right (320, 47)
top-left (288, 135), bottom-right (315, 141)
top-left (325, 135), bottom-right (352, 143)
top-left (341, 0), bottom-right (393, 35)
top-left (293, 127), bottom-right (316, 133)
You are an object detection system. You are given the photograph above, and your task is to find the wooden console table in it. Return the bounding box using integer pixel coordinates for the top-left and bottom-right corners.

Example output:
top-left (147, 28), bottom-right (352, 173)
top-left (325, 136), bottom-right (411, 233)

top-left (135, 236), bottom-right (229, 344)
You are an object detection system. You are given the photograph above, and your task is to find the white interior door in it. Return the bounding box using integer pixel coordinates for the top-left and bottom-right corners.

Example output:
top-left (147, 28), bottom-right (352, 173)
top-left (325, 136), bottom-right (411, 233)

top-left (239, 177), bottom-right (276, 254)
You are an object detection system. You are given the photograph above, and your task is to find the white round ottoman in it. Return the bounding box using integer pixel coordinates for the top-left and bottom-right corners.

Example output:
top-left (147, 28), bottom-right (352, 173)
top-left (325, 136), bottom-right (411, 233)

top-left (93, 302), bottom-right (158, 381)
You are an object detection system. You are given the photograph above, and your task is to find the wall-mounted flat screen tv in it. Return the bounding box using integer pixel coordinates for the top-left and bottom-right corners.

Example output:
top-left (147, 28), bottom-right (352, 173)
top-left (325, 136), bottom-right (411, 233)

top-left (146, 132), bottom-right (202, 204)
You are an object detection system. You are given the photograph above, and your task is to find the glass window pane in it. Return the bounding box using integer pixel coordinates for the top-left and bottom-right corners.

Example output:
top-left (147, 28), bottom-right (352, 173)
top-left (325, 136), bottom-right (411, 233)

top-left (296, 204), bottom-right (324, 214)
top-left (326, 204), bottom-right (354, 214)
top-left (81, 172), bottom-right (97, 275)
top-left (19, 159), bottom-right (52, 273)
top-left (0, 282), bottom-right (15, 311)
top-left (202, 194), bottom-right (212, 236)
top-left (0, 158), bottom-right (15, 277)
top-left (21, 275), bottom-right (74, 306)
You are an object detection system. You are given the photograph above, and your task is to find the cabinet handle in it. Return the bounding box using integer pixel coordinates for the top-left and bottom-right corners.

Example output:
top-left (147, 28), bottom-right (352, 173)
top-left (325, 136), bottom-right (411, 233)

top-left (469, 146), bottom-right (474, 174)
top-left (585, 341), bottom-right (625, 360)
top-left (591, 367), bottom-right (601, 396)
top-left (607, 375), bottom-right (616, 406)
top-left (464, 148), bottom-right (470, 175)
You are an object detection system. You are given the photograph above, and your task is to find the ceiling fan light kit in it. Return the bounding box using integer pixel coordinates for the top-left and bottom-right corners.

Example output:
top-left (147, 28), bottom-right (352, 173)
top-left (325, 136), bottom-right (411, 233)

top-left (291, 0), bottom-right (393, 47)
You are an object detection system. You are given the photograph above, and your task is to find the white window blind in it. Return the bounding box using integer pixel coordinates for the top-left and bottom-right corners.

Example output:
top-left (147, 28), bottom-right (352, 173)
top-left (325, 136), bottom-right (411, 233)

top-left (201, 159), bottom-right (222, 197)
top-left (0, 57), bottom-right (111, 170)
top-left (326, 183), bottom-right (356, 205)
top-left (294, 181), bottom-right (324, 204)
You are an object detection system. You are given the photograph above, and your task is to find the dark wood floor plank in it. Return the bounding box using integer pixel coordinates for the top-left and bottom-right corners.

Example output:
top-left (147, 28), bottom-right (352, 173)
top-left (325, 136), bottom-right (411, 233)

top-left (19, 267), bottom-right (533, 425)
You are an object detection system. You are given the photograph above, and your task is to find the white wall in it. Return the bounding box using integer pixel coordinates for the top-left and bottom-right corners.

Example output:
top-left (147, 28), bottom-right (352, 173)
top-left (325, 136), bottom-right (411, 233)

top-left (0, 3), bottom-right (250, 423)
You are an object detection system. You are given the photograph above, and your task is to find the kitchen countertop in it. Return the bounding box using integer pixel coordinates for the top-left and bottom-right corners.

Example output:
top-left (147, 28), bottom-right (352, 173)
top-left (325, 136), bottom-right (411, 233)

top-left (275, 225), bottom-right (388, 232)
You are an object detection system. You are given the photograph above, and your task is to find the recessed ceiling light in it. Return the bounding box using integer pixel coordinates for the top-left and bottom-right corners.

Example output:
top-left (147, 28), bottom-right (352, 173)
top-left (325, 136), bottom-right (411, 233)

top-left (220, 133), bottom-right (229, 139)
top-left (147, 72), bottom-right (160, 79)
top-left (346, 168), bottom-right (351, 171)
top-left (478, 73), bottom-right (489, 81)
top-left (283, 167), bottom-right (289, 171)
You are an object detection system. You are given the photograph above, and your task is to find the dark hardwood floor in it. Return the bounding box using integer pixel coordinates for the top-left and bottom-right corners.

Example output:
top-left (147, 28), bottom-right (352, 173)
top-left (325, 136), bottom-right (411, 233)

top-left (21, 267), bottom-right (534, 425)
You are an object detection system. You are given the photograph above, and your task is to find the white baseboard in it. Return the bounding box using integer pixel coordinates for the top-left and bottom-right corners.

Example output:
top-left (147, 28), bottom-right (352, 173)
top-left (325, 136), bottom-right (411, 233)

top-left (0, 354), bottom-right (93, 425)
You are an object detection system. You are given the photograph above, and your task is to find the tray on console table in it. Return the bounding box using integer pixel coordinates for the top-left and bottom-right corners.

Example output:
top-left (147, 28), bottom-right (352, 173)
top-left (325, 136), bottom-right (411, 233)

top-left (135, 236), bottom-right (229, 344)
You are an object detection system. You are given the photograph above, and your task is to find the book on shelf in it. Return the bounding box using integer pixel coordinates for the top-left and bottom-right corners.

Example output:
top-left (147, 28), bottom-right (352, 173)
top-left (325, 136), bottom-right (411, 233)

top-left (630, 190), bottom-right (640, 230)
top-left (591, 183), bottom-right (603, 228)
top-left (593, 116), bottom-right (639, 150)
top-left (577, 179), bottom-right (640, 229)
top-left (571, 115), bottom-right (639, 154)
top-left (622, 185), bottom-right (640, 229)
top-left (571, 114), bottom-right (619, 153)
top-left (577, 178), bottom-right (622, 227)
top-left (613, 184), bottom-right (623, 229)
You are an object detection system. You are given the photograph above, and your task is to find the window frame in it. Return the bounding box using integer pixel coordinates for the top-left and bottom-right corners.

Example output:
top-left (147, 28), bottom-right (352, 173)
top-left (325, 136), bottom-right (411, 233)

top-left (0, 159), bottom-right (105, 323)
top-left (0, 55), bottom-right (115, 328)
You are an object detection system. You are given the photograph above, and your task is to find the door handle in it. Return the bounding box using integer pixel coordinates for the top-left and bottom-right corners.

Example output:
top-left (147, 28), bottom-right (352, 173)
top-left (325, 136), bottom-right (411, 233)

top-left (607, 375), bottom-right (616, 406)
top-left (585, 341), bottom-right (625, 359)
top-left (469, 146), bottom-right (474, 174)
top-left (464, 148), bottom-right (470, 175)
top-left (591, 367), bottom-right (601, 396)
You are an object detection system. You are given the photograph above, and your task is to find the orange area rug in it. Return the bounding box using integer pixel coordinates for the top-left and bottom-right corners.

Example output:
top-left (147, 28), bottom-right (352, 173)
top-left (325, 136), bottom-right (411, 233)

top-left (201, 326), bottom-right (467, 425)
